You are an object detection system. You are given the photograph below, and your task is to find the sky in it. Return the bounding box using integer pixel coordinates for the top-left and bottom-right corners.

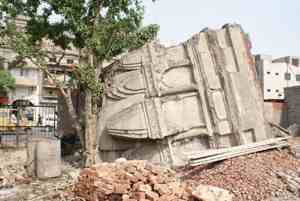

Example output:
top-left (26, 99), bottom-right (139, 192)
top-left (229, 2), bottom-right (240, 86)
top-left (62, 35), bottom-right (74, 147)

top-left (143, 0), bottom-right (300, 58)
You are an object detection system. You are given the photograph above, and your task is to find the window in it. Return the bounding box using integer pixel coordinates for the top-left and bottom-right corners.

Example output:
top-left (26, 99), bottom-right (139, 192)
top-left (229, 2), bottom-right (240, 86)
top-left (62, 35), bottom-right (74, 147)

top-left (20, 69), bottom-right (29, 76)
top-left (285, 73), bottom-right (291, 80)
top-left (267, 71), bottom-right (271, 74)
top-left (296, 74), bottom-right (300, 81)
top-left (292, 58), bottom-right (299, 67)
top-left (275, 89), bottom-right (279, 92)
top-left (67, 59), bottom-right (74, 64)
top-left (275, 73), bottom-right (279, 76)
top-left (49, 57), bottom-right (56, 62)
top-left (267, 89), bottom-right (271, 92)
top-left (278, 94), bottom-right (282, 97)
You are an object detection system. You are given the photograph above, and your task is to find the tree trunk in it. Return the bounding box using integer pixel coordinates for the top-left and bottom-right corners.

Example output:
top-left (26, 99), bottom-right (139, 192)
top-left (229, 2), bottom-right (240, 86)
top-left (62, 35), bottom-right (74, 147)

top-left (84, 88), bottom-right (98, 167)
top-left (60, 88), bottom-right (85, 148)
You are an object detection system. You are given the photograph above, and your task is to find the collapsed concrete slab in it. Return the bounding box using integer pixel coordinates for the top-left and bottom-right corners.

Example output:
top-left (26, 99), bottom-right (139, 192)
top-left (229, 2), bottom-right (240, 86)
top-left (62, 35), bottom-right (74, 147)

top-left (98, 24), bottom-right (270, 166)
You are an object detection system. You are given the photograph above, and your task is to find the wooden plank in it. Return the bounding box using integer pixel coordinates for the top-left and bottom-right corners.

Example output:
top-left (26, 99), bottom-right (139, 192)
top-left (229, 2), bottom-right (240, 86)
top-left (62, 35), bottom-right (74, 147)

top-left (189, 138), bottom-right (288, 159)
top-left (188, 138), bottom-right (289, 166)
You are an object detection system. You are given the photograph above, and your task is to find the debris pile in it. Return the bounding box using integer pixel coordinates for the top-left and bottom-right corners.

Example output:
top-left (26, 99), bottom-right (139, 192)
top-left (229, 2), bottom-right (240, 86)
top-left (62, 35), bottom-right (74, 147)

top-left (74, 160), bottom-right (190, 201)
top-left (0, 148), bottom-right (80, 201)
top-left (0, 149), bottom-right (30, 188)
top-left (74, 160), bottom-right (233, 201)
top-left (181, 150), bottom-right (300, 201)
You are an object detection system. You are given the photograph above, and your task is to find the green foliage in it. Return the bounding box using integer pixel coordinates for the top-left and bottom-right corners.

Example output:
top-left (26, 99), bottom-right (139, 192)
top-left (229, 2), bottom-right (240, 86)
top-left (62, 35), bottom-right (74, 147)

top-left (0, 69), bottom-right (15, 93)
top-left (0, 0), bottom-right (159, 60)
top-left (0, 0), bottom-right (159, 98)
top-left (75, 64), bottom-right (103, 99)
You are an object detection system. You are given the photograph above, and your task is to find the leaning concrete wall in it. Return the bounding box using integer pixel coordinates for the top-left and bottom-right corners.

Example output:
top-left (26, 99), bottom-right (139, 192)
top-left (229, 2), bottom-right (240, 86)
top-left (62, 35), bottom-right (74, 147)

top-left (98, 24), bottom-right (269, 166)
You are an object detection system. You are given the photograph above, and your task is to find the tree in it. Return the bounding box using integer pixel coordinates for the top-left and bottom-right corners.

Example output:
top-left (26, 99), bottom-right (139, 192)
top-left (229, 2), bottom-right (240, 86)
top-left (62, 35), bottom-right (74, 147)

top-left (0, 0), bottom-right (159, 166)
top-left (0, 69), bottom-right (15, 95)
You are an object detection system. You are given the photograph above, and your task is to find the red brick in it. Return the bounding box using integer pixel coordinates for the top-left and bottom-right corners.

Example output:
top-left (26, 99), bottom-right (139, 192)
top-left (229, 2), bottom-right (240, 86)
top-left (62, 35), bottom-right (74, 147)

top-left (154, 184), bottom-right (171, 195)
top-left (138, 184), bottom-right (152, 192)
top-left (132, 192), bottom-right (146, 200)
top-left (114, 183), bottom-right (130, 194)
top-left (145, 191), bottom-right (159, 201)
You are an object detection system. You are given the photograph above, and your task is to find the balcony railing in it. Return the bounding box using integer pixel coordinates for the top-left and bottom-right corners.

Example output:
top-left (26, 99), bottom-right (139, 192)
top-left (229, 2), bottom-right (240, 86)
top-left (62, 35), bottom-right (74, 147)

top-left (14, 76), bottom-right (38, 86)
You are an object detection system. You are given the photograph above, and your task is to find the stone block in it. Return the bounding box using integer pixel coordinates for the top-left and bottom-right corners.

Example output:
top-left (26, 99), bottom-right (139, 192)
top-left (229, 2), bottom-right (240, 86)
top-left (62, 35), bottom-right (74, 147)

top-left (191, 185), bottom-right (233, 201)
top-left (36, 138), bottom-right (61, 179)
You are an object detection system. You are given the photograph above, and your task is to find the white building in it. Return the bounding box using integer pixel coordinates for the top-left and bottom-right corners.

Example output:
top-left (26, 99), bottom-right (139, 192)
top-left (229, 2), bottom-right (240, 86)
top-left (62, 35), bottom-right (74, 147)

top-left (0, 42), bottom-right (78, 107)
top-left (255, 55), bottom-right (300, 100)
top-left (0, 47), bottom-right (42, 106)
top-left (0, 16), bottom-right (79, 107)
top-left (9, 66), bottom-right (41, 106)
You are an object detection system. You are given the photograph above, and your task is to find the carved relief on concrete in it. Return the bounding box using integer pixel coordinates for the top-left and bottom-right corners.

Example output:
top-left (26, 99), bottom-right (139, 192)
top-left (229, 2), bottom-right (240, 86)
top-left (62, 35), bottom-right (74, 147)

top-left (99, 24), bottom-right (268, 166)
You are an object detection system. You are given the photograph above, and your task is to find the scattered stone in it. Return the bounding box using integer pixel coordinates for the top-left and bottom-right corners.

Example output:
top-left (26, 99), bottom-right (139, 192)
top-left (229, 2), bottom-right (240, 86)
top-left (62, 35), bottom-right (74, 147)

top-left (191, 185), bottom-right (233, 201)
top-left (115, 157), bottom-right (127, 163)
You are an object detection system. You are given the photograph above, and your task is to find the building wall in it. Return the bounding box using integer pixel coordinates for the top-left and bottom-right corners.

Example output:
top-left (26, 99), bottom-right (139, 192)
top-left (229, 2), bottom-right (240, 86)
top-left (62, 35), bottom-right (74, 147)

top-left (263, 101), bottom-right (287, 126)
top-left (255, 55), bottom-right (300, 100)
top-left (285, 86), bottom-right (300, 130)
top-left (7, 67), bottom-right (41, 105)
top-left (9, 86), bottom-right (39, 105)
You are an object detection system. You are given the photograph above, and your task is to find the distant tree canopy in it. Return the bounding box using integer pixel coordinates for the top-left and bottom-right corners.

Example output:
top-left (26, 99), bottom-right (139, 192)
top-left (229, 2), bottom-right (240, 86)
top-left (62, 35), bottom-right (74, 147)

top-left (0, 69), bottom-right (15, 93)
top-left (0, 0), bottom-right (159, 100)
top-left (0, 0), bottom-right (159, 165)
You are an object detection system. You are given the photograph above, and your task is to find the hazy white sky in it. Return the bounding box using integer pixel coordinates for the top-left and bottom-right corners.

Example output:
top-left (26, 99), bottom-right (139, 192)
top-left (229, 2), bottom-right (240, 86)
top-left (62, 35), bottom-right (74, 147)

top-left (143, 0), bottom-right (299, 57)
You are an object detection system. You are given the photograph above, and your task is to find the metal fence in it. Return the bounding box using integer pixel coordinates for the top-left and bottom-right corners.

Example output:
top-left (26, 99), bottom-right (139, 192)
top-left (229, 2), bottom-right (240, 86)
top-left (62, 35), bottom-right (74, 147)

top-left (0, 105), bottom-right (57, 147)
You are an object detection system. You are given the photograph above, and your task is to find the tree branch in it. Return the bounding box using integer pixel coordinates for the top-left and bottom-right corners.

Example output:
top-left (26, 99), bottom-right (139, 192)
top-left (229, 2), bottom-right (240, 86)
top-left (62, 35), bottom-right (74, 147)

top-left (26, 56), bottom-right (67, 97)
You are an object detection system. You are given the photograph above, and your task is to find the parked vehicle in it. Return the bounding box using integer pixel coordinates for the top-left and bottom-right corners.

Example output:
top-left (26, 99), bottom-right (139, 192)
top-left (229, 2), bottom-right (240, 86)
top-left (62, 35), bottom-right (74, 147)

top-left (0, 108), bottom-right (32, 132)
top-left (0, 109), bottom-right (16, 131)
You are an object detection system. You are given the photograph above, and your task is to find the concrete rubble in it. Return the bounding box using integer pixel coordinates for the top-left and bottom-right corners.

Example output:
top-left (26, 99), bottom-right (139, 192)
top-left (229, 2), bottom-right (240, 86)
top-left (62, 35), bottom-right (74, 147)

top-left (190, 185), bottom-right (233, 201)
top-left (99, 24), bottom-right (271, 166)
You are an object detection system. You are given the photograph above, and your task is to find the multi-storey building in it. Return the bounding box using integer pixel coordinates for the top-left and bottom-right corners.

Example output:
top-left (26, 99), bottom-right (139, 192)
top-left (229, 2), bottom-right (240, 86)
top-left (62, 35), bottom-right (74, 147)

top-left (0, 16), bottom-right (79, 107)
top-left (39, 40), bottom-right (78, 108)
top-left (255, 55), bottom-right (300, 100)
top-left (255, 55), bottom-right (300, 127)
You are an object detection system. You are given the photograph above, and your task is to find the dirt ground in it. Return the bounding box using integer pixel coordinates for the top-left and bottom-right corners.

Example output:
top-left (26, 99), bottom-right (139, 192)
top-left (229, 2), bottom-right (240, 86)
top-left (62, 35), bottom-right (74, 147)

top-left (0, 148), bottom-right (81, 201)
top-left (0, 138), bottom-right (299, 201)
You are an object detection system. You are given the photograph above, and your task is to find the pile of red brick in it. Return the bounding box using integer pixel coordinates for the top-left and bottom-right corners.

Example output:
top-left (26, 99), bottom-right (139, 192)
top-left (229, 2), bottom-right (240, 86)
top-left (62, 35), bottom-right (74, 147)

top-left (74, 160), bottom-right (193, 201)
top-left (181, 150), bottom-right (300, 201)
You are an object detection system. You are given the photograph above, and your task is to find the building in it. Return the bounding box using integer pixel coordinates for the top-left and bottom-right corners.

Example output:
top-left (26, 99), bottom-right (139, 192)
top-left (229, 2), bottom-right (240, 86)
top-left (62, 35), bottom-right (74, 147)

top-left (255, 55), bottom-right (300, 127)
top-left (255, 55), bottom-right (300, 100)
top-left (0, 17), bottom-right (79, 107)
top-left (39, 40), bottom-right (79, 108)
top-left (284, 86), bottom-right (300, 134)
